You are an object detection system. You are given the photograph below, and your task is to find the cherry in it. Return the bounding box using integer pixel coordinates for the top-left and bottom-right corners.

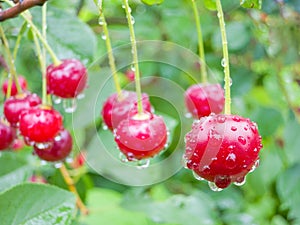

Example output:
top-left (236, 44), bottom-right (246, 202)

top-left (125, 70), bottom-right (135, 82)
top-left (4, 93), bottom-right (42, 127)
top-left (184, 114), bottom-right (263, 190)
top-left (19, 107), bottom-right (63, 143)
top-left (70, 152), bottom-right (86, 169)
top-left (29, 175), bottom-right (47, 184)
top-left (2, 76), bottom-right (27, 96)
top-left (101, 90), bottom-right (152, 130)
top-left (0, 120), bottom-right (15, 150)
top-left (34, 129), bottom-right (72, 162)
top-left (115, 112), bottom-right (168, 161)
top-left (46, 59), bottom-right (87, 98)
top-left (184, 83), bottom-right (224, 119)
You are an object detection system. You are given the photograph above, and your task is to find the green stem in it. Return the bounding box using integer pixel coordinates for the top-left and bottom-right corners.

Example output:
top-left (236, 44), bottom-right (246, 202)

top-left (191, 0), bottom-right (207, 83)
top-left (4, 0), bottom-right (60, 66)
top-left (95, 1), bottom-right (122, 97)
top-left (122, 0), bottom-right (143, 115)
top-left (42, 3), bottom-right (48, 105)
top-left (216, 0), bottom-right (231, 115)
top-left (0, 25), bottom-right (22, 94)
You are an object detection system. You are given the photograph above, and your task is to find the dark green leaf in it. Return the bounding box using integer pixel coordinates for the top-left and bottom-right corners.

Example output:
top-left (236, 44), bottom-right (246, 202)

top-left (0, 152), bottom-right (32, 193)
top-left (277, 164), bottom-right (300, 223)
top-left (0, 183), bottom-right (76, 225)
top-left (240, 0), bottom-right (262, 9)
top-left (141, 0), bottom-right (164, 6)
top-left (31, 6), bottom-right (97, 64)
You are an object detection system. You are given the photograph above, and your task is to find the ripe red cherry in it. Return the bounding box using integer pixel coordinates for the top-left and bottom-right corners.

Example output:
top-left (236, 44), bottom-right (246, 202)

top-left (4, 93), bottom-right (42, 127)
top-left (184, 83), bottom-right (224, 119)
top-left (101, 91), bottom-right (152, 130)
top-left (184, 114), bottom-right (263, 190)
top-left (115, 112), bottom-right (167, 161)
top-left (2, 76), bottom-right (27, 96)
top-left (34, 129), bottom-right (72, 162)
top-left (46, 59), bottom-right (87, 98)
top-left (0, 121), bottom-right (15, 150)
top-left (19, 107), bottom-right (63, 143)
top-left (125, 70), bottom-right (135, 82)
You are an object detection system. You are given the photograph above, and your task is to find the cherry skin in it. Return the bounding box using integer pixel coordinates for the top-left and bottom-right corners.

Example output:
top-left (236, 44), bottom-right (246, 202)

top-left (4, 93), bottom-right (42, 127)
top-left (115, 112), bottom-right (168, 161)
top-left (101, 90), bottom-right (152, 130)
top-left (34, 129), bottom-right (73, 162)
top-left (46, 59), bottom-right (87, 98)
top-left (2, 76), bottom-right (27, 96)
top-left (19, 107), bottom-right (63, 143)
top-left (0, 120), bottom-right (15, 150)
top-left (184, 114), bottom-right (263, 189)
top-left (125, 70), bottom-right (135, 82)
top-left (184, 83), bottom-right (225, 119)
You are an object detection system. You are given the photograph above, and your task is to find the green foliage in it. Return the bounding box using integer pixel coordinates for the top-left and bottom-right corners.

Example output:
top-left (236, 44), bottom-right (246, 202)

top-left (141, 0), bottom-right (164, 6)
top-left (0, 183), bottom-right (76, 225)
top-left (240, 0), bottom-right (262, 9)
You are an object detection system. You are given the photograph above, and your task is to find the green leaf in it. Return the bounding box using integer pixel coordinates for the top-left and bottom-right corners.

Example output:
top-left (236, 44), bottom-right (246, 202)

top-left (0, 152), bottom-right (32, 193)
top-left (141, 0), bottom-right (164, 6)
top-left (240, 0), bottom-right (262, 9)
top-left (277, 164), bottom-right (300, 224)
top-left (283, 119), bottom-right (300, 165)
top-left (204, 0), bottom-right (216, 10)
top-left (0, 183), bottom-right (76, 225)
top-left (79, 188), bottom-right (149, 225)
top-left (31, 6), bottom-right (97, 64)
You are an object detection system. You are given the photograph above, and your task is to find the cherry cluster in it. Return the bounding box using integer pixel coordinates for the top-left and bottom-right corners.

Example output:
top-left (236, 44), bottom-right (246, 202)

top-left (183, 83), bottom-right (263, 190)
top-left (101, 90), bottom-right (168, 165)
top-left (0, 59), bottom-right (87, 163)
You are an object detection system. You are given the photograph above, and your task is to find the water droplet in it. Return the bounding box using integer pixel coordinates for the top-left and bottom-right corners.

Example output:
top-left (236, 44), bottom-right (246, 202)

top-left (209, 129), bottom-right (222, 146)
top-left (76, 93), bottom-right (85, 100)
top-left (40, 160), bottom-right (48, 166)
top-left (192, 171), bottom-right (204, 181)
top-left (231, 126), bottom-right (237, 131)
top-left (122, 4), bottom-right (125, 8)
top-left (234, 176), bottom-right (246, 186)
top-left (201, 165), bottom-right (210, 174)
top-left (53, 96), bottom-right (62, 104)
top-left (208, 181), bottom-right (223, 192)
top-left (216, 115), bottom-right (226, 123)
top-left (54, 134), bottom-right (62, 141)
top-left (185, 112), bottom-right (192, 118)
top-left (102, 124), bottom-right (108, 130)
top-left (225, 153), bottom-right (236, 169)
top-left (164, 142), bottom-right (169, 149)
top-left (66, 157), bottom-right (73, 163)
top-left (227, 145), bottom-right (235, 151)
top-left (24, 137), bottom-right (35, 146)
top-left (137, 158), bottom-right (150, 169)
top-left (130, 64), bottom-right (136, 71)
top-left (131, 16), bottom-right (135, 24)
top-left (34, 142), bottom-right (53, 150)
top-left (244, 126), bottom-right (248, 131)
top-left (98, 17), bottom-right (105, 26)
top-left (238, 136), bottom-right (247, 145)
top-left (54, 162), bottom-right (63, 168)
top-left (63, 99), bottom-right (77, 113)
top-left (217, 12), bottom-right (221, 18)
top-left (101, 33), bottom-right (107, 40)
top-left (221, 58), bottom-right (227, 67)
top-left (250, 159), bottom-right (260, 172)
top-left (181, 156), bottom-right (189, 169)
top-left (119, 152), bottom-right (128, 162)
top-left (232, 116), bottom-right (241, 122)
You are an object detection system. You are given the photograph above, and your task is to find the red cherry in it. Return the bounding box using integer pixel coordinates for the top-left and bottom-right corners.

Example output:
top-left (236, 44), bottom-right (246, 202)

top-left (0, 120), bottom-right (14, 150)
top-left (115, 112), bottom-right (168, 161)
top-left (184, 114), bottom-right (263, 190)
top-left (70, 152), bottom-right (86, 169)
top-left (19, 107), bottom-right (63, 143)
top-left (34, 129), bottom-right (72, 162)
top-left (46, 59), bottom-right (87, 98)
top-left (4, 93), bottom-right (42, 127)
top-left (29, 175), bottom-right (47, 184)
top-left (2, 76), bottom-right (27, 96)
top-left (125, 70), bottom-right (135, 82)
top-left (184, 83), bottom-right (225, 118)
top-left (101, 91), bottom-right (152, 130)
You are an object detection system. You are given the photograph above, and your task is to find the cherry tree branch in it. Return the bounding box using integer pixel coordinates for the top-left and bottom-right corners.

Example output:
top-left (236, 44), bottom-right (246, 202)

top-left (0, 0), bottom-right (47, 22)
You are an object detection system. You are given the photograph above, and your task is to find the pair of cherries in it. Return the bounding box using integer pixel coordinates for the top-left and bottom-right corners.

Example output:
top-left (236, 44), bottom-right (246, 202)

top-left (0, 59), bottom-right (87, 163)
top-left (184, 83), bottom-right (263, 190)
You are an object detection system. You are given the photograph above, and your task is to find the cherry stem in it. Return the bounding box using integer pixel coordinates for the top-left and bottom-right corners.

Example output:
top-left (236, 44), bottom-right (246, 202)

top-left (122, 0), bottom-right (143, 115)
top-left (216, 0), bottom-right (231, 115)
top-left (59, 164), bottom-right (89, 215)
top-left (0, 25), bottom-right (22, 95)
top-left (4, 0), bottom-right (61, 66)
top-left (191, 0), bottom-right (207, 83)
top-left (95, 1), bottom-right (122, 98)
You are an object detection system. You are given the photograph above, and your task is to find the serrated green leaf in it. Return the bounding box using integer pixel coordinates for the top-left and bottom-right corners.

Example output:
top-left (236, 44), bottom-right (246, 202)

top-left (141, 0), bottom-right (164, 6)
top-left (0, 152), bottom-right (32, 193)
top-left (0, 183), bottom-right (76, 225)
top-left (240, 0), bottom-right (262, 9)
top-left (31, 6), bottom-right (97, 64)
